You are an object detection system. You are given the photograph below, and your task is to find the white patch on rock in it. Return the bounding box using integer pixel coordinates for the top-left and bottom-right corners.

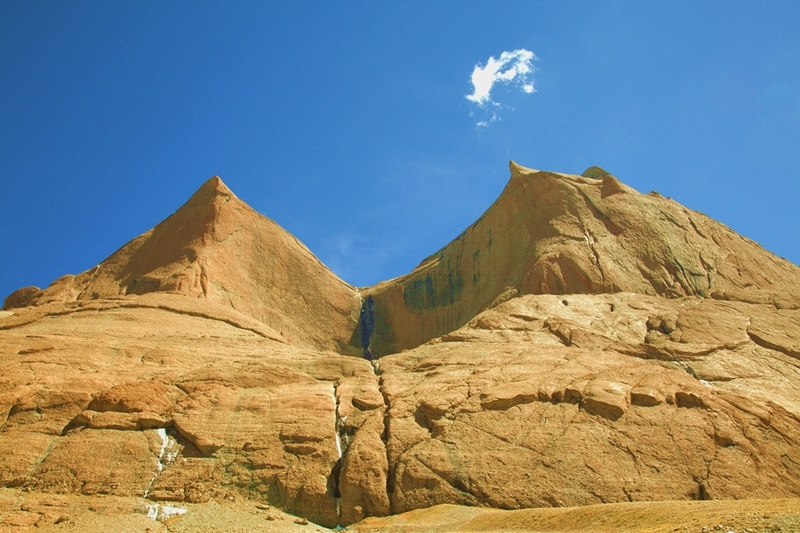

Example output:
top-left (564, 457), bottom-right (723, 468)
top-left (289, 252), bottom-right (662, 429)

top-left (144, 428), bottom-right (179, 497)
top-left (145, 502), bottom-right (187, 521)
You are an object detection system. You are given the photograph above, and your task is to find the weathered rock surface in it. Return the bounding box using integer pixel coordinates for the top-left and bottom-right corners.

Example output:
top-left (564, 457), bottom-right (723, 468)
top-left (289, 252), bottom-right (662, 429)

top-left (1, 164), bottom-right (799, 530)
top-left (375, 293), bottom-right (800, 514)
top-left (0, 296), bottom-right (380, 528)
top-left (362, 162), bottom-right (800, 356)
top-left (2, 176), bottom-right (361, 353)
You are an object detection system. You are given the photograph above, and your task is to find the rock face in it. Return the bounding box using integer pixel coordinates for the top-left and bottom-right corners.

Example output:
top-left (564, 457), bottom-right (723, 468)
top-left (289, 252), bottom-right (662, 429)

top-left (361, 162), bottom-right (800, 356)
top-left (3, 176), bottom-right (361, 353)
top-left (0, 295), bottom-right (376, 528)
top-left (2, 163), bottom-right (800, 529)
top-left (376, 293), bottom-right (800, 513)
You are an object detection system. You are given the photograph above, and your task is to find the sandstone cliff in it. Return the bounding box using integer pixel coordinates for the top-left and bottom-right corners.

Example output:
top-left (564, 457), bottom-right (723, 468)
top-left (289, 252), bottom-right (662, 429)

top-left (360, 162), bottom-right (800, 356)
top-left (1, 163), bottom-right (799, 530)
top-left (3, 176), bottom-right (361, 353)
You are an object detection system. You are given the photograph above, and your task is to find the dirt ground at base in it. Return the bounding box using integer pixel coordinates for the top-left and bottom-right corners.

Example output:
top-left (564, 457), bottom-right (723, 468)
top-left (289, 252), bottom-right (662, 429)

top-left (346, 499), bottom-right (800, 533)
top-left (1, 489), bottom-right (799, 533)
top-left (0, 489), bottom-right (326, 533)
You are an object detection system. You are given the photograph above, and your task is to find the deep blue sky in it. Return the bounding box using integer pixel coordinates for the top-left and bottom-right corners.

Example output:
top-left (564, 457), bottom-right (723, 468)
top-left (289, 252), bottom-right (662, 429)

top-left (2, 1), bottom-right (799, 300)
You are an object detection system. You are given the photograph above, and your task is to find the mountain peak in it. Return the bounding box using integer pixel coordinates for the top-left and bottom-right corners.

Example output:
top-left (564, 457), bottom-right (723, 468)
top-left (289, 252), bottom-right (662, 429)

top-left (508, 160), bottom-right (537, 178)
top-left (206, 175), bottom-right (233, 194)
top-left (6, 162), bottom-right (799, 357)
top-left (361, 162), bottom-right (800, 355)
top-left (6, 176), bottom-right (360, 352)
top-left (184, 175), bottom-right (236, 208)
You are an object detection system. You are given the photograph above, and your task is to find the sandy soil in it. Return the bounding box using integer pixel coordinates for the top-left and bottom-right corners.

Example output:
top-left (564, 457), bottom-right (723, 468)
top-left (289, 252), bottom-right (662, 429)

top-left (2, 489), bottom-right (799, 533)
top-left (0, 489), bottom-right (327, 533)
top-left (347, 500), bottom-right (800, 533)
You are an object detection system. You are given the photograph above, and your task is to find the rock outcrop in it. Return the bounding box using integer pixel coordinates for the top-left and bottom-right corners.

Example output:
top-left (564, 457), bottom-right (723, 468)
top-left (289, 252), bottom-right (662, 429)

top-left (360, 162), bottom-right (800, 356)
top-left (1, 164), bottom-right (799, 530)
top-left (0, 295), bottom-right (377, 528)
top-left (375, 292), bottom-right (800, 514)
top-left (3, 176), bottom-right (361, 353)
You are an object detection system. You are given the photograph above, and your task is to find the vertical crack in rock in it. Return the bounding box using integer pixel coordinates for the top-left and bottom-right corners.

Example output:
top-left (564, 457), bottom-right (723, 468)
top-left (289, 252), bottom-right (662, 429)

top-left (361, 289), bottom-right (392, 512)
top-left (584, 228), bottom-right (607, 286)
top-left (144, 428), bottom-right (179, 498)
top-left (143, 427), bottom-right (185, 521)
top-left (371, 360), bottom-right (394, 513)
top-left (359, 295), bottom-right (376, 360)
top-left (334, 362), bottom-right (391, 526)
top-left (332, 382), bottom-right (347, 527)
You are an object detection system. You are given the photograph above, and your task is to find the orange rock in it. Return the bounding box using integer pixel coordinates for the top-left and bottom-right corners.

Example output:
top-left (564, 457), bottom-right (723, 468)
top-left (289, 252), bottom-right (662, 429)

top-left (3, 176), bottom-right (361, 354)
top-left (362, 162), bottom-right (800, 356)
top-left (1, 163), bottom-right (799, 529)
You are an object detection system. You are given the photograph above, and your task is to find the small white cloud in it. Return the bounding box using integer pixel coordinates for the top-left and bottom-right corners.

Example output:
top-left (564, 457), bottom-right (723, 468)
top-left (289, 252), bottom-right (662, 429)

top-left (466, 49), bottom-right (538, 126)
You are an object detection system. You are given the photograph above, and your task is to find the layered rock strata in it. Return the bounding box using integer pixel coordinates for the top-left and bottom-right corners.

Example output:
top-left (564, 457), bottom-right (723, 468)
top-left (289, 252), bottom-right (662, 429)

top-left (360, 163), bottom-right (800, 356)
top-left (2, 163), bottom-right (799, 529)
top-left (3, 177), bottom-right (361, 353)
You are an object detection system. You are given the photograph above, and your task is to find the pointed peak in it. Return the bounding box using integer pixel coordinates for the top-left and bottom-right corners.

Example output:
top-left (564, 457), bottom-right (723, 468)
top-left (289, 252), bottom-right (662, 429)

top-left (202, 175), bottom-right (235, 196)
top-left (581, 166), bottom-right (611, 179)
top-left (509, 160), bottom-right (538, 178)
top-left (185, 175), bottom-right (237, 207)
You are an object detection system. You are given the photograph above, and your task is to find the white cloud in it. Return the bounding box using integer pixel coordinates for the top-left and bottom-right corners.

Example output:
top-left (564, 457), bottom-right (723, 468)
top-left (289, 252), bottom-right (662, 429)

top-left (466, 49), bottom-right (538, 126)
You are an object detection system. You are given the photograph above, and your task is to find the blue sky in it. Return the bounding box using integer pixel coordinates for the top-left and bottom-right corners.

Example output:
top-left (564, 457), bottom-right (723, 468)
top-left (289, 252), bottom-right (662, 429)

top-left (1, 1), bottom-right (799, 300)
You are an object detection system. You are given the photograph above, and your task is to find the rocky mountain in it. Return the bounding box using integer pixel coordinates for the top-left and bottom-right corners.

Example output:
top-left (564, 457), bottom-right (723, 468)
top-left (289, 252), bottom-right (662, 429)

top-left (3, 176), bottom-right (361, 353)
top-left (362, 162), bottom-right (800, 356)
top-left (1, 162), bottom-right (799, 531)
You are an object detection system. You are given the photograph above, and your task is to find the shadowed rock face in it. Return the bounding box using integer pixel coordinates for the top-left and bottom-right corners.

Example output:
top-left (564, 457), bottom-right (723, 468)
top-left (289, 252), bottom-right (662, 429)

top-left (2, 163), bottom-right (800, 529)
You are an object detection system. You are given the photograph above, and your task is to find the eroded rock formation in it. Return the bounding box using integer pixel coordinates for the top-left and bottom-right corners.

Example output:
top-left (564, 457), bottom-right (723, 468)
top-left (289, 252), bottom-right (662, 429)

top-left (1, 162), bottom-right (799, 529)
top-left (3, 176), bottom-right (361, 353)
top-left (361, 162), bottom-right (800, 356)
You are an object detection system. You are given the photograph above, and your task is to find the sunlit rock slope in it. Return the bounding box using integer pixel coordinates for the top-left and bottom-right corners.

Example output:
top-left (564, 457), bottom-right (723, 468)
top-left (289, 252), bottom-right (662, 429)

top-left (360, 162), bottom-right (800, 356)
top-left (3, 176), bottom-right (361, 353)
top-left (1, 162), bottom-right (799, 530)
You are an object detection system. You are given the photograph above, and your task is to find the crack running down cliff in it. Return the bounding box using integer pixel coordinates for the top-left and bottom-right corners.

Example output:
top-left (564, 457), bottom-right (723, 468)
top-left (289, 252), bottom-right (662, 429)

top-left (331, 383), bottom-right (345, 525)
top-left (359, 295), bottom-right (376, 360)
top-left (371, 360), bottom-right (393, 514)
